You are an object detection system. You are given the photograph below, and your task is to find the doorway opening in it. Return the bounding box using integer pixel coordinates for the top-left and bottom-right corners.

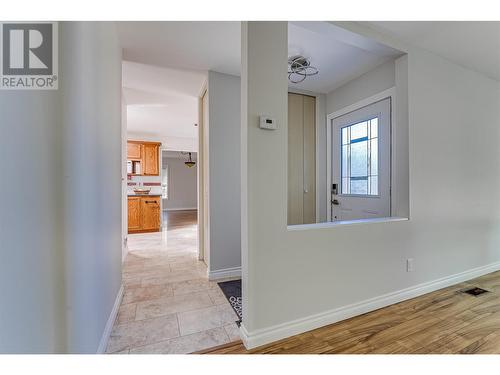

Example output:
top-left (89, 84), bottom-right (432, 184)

top-left (286, 21), bottom-right (409, 227)
top-left (110, 22), bottom-right (242, 355)
top-left (161, 150), bottom-right (198, 226)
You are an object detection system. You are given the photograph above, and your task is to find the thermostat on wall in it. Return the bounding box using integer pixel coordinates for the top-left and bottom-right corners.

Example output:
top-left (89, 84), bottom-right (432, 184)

top-left (259, 116), bottom-right (277, 130)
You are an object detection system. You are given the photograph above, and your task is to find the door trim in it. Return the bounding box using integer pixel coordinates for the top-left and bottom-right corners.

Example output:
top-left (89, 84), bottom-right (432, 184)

top-left (326, 87), bottom-right (396, 222)
top-left (197, 81), bottom-right (207, 261)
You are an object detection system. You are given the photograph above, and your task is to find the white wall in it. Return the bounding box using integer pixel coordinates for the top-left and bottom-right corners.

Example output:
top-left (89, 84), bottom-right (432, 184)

top-left (162, 156), bottom-right (197, 210)
top-left (60, 21), bottom-right (123, 353)
top-left (0, 59), bottom-right (65, 353)
top-left (207, 71), bottom-right (242, 276)
top-left (326, 59), bottom-right (396, 114)
top-left (0, 22), bottom-right (122, 354)
top-left (241, 21), bottom-right (500, 348)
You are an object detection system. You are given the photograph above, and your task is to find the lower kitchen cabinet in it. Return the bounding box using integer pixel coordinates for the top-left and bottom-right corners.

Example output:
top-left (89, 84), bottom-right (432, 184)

top-left (127, 197), bottom-right (142, 231)
top-left (127, 195), bottom-right (161, 233)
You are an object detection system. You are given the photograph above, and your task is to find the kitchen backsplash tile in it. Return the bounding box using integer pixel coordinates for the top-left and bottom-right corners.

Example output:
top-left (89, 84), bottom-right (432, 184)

top-left (127, 175), bottom-right (162, 195)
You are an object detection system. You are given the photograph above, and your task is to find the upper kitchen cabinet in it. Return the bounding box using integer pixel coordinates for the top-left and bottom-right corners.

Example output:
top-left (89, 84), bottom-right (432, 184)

top-left (127, 142), bottom-right (142, 160)
top-left (143, 143), bottom-right (160, 175)
top-left (127, 140), bottom-right (161, 176)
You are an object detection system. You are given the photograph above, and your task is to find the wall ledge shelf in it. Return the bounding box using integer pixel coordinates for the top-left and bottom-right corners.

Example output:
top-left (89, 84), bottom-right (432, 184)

top-left (287, 216), bottom-right (408, 231)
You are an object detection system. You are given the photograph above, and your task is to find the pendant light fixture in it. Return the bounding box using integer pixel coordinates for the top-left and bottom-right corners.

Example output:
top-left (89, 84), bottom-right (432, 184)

top-left (181, 152), bottom-right (196, 168)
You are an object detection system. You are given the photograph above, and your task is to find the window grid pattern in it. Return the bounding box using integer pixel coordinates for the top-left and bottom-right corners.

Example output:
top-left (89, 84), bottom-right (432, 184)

top-left (341, 118), bottom-right (379, 196)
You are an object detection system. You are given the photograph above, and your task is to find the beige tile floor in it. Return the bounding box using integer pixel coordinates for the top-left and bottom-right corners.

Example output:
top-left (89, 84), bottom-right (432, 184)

top-left (106, 210), bottom-right (241, 354)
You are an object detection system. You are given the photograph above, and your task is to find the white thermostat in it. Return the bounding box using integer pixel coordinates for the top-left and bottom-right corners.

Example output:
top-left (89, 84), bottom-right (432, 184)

top-left (259, 116), bottom-right (277, 130)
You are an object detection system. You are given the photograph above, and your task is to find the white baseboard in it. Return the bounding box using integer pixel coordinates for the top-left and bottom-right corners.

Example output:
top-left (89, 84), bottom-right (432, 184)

top-left (122, 238), bottom-right (128, 263)
top-left (163, 207), bottom-right (197, 212)
top-left (97, 284), bottom-right (124, 354)
top-left (208, 266), bottom-right (241, 281)
top-left (240, 261), bottom-right (500, 349)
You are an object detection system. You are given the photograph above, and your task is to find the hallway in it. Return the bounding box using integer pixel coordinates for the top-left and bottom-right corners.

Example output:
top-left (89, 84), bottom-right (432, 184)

top-left (106, 210), bottom-right (240, 354)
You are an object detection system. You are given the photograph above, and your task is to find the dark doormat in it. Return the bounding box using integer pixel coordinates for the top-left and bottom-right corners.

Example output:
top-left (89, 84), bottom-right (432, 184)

top-left (217, 279), bottom-right (242, 325)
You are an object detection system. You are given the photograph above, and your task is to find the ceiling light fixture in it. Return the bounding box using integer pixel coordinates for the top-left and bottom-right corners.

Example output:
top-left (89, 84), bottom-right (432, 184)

top-left (288, 55), bottom-right (319, 84)
top-left (181, 152), bottom-right (196, 168)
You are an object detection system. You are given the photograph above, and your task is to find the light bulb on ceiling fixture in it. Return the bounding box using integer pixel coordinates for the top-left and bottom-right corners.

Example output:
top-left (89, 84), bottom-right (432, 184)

top-left (288, 55), bottom-right (319, 84)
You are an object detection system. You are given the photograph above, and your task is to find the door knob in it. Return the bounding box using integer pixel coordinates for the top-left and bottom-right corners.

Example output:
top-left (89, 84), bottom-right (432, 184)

top-left (332, 199), bottom-right (340, 205)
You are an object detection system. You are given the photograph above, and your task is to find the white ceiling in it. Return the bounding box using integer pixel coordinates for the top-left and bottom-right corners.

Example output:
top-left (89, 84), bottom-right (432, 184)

top-left (118, 21), bottom-right (404, 96)
top-left (287, 22), bottom-right (403, 93)
top-left (118, 21), bottom-right (241, 76)
top-left (118, 22), bottom-right (240, 150)
top-left (365, 21), bottom-right (500, 81)
top-left (119, 22), bottom-right (499, 144)
top-left (118, 21), bottom-right (500, 86)
top-left (122, 61), bottom-right (204, 141)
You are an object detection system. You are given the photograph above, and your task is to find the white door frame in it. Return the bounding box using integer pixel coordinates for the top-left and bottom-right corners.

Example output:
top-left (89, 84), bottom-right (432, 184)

top-left (326, 87), bottom-right (396, 222)
top-left (197, 81), bottom-right (208, 261)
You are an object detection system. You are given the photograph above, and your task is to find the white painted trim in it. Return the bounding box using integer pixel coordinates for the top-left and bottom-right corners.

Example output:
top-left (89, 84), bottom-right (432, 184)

top-left (327, 87), bottom-right (396, 122)
top-left (198, 87), bottom-right (209, 263)
top-left (163, 207), bottom-right (197, 212)
top-left (122, 243), bottom-right (128, 263)
top-left (326, 87), bottom-right (396, 222)
top-left (239, 323), bottom-right (252, 349)
top-left (198, 78), bottom-right (208, 98)
top-left (97, 285), bottom-right (124, 354)
top-left (240, 261), bottom-right (500, 349)
top-left (121, 98), bottom-right (128, 268)
top-left (208, 266), bottom-right (242, 281)
top-left (159, 149), bottom-right (164, 230)
top-left (326, 113), bottom-right (331, 221)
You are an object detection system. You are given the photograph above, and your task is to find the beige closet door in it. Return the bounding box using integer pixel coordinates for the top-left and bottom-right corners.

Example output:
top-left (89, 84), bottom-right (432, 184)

top-left (288, 93), bottom-right (316, 225)
top-left (303, 95), bottom-right (316, 223)
top-left (288, 93), bottom-right (304, 225)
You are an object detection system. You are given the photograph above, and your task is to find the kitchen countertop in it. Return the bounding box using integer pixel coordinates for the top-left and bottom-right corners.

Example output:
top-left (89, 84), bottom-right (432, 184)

top-left (127, 194), bottom-right (162, 197)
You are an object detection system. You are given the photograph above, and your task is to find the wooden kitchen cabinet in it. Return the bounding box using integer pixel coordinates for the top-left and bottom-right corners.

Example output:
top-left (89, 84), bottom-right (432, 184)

top-left (128, 195), bottom-right (161, 233)
top-left (141, 196), bottom-right (161, 231)
top-left (127, 142), bottom-right (142, 160)
top-left (127, 197), bottom-right (142, 231)
top-left (143, 143), bottom-right (159, 175)
top-left (127, 141), bottom-right (161, 176)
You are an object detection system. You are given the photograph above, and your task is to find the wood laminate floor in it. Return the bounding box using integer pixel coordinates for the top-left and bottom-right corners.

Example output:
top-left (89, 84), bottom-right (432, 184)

top-left (204, 270), bottom-right (500, 354)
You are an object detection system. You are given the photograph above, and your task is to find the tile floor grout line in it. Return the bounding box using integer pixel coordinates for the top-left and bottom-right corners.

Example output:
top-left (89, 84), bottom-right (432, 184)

top-left (108, 210), bottom-right (241, 354)
top-left (127, 326), bottom-right (232, 354)
top-left (133, 302), bottom-right (232, 326)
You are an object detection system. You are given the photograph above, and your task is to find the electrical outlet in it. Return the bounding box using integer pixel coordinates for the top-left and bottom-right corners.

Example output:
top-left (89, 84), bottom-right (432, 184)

top-left (407, 258), bottom-right (414, 272)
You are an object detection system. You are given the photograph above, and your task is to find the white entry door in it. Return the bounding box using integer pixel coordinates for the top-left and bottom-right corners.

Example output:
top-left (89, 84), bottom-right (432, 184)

top-left (331, 98), bottom-right (391, 221)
